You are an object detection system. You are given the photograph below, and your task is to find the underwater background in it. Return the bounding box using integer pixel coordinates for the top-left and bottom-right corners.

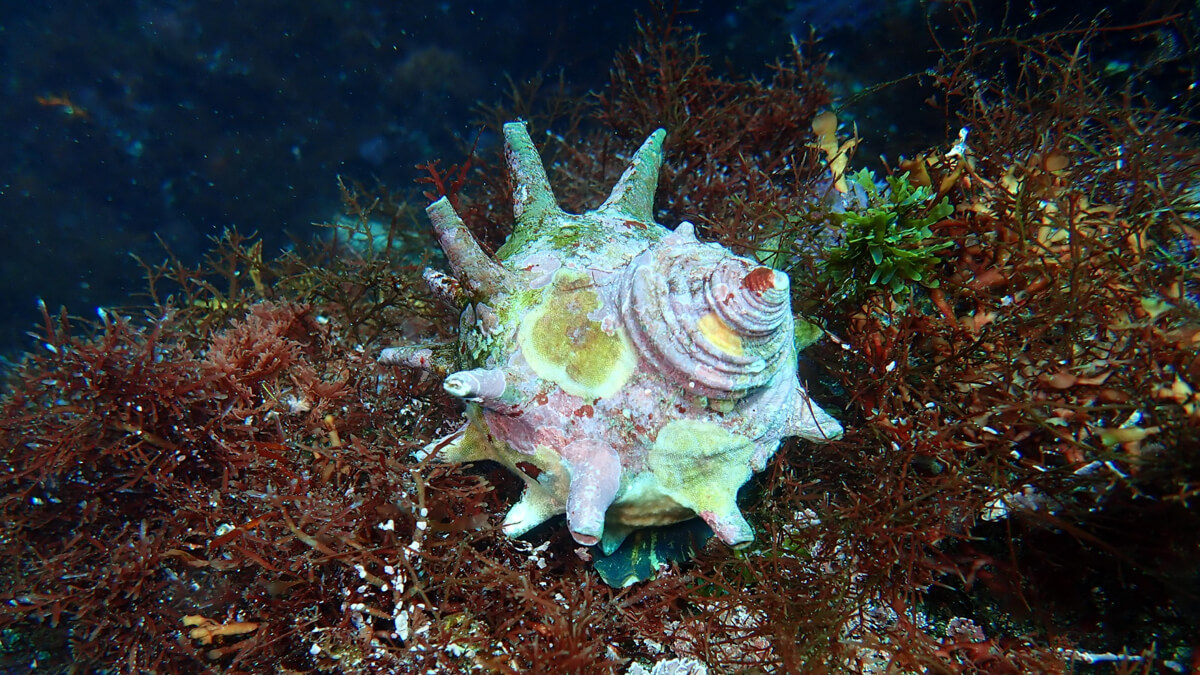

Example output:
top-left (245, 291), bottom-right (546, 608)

top-left (4, 1), bottom-right (1191, 356)
top-left (1, 0), bottom-right (927, 359)
top-left (2, 0), bottom-right (1199, 673)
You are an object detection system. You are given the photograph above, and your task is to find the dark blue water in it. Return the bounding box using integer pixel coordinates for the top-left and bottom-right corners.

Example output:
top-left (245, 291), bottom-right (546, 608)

top-left (0, 0), bottom-right (1185, 358)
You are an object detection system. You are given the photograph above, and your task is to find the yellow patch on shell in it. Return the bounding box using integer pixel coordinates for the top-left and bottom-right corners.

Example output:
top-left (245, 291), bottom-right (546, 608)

top-left (518, 270), bottom-right (636, 399)
top-left (697, 312), bottom-right (743, 356)
top-left (646, 419), bottom-right (754, 519)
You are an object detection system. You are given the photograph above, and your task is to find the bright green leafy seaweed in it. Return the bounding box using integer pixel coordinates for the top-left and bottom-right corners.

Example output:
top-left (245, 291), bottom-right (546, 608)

top-left (823, 169), bottom-right (954, 297)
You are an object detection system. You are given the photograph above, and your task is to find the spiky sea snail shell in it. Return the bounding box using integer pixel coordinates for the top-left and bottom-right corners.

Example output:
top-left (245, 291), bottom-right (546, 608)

top-left (381, 121), bottom-right (842, 560)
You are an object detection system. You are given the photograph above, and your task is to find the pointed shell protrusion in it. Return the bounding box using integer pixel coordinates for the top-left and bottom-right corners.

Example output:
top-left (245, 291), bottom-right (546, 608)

top-left (647, 419), bottom-right (757, 547)
top-left (502, 479), bottom-right (565, 538)
top-left (598, 128), bottom-right (666, 223)
top-left (422, 267), bottom-right (467, 308)
top-left (562, 439), bottom-right (622, 546)
top-left (787, 388), bottom-right (845, 442)
top-left (619, 225), bottom-right (795, 400)
top-left (442, 367), bottom-right (508, 404)
top-left (503, 122), bottom-right (565, 228)
top-left (379, 341), bottom-right (458, 377)
top-left (427, 198), bottom-right (513, 298)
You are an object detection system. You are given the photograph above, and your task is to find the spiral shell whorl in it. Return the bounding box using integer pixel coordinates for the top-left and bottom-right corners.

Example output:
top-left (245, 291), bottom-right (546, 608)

top-left (620, 223), bottom-right (795, 400)
top-left (706, 260), bottom-right (790, 338)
